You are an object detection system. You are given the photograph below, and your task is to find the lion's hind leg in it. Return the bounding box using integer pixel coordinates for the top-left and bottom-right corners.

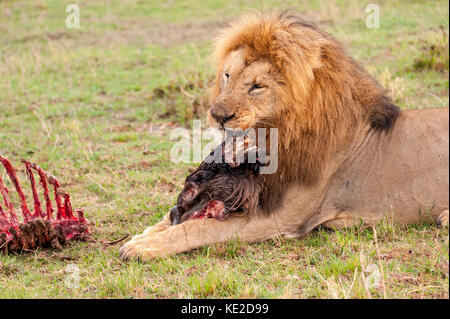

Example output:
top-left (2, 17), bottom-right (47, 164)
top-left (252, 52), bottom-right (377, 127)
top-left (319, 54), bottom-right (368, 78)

top-left (318, 210), bottom-right (379, 230)
top-left (436, 210), bottom-right (449, 228)
top-left (322, 210), bottom-right (449, 230)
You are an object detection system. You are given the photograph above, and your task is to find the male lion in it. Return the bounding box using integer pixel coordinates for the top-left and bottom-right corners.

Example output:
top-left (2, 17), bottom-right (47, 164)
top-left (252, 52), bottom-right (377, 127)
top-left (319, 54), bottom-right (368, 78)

top-left (120, 12), bottom-right (449, 260)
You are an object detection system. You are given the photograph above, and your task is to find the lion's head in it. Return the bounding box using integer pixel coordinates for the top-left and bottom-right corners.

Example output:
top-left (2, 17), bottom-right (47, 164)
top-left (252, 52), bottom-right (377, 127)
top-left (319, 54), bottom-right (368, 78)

top-left (208, 11), bottom-right (400, 212)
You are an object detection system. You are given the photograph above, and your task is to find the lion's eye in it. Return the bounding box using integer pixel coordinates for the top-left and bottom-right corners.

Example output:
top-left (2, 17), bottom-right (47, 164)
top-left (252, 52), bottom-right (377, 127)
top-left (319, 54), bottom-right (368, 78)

top-left (248, 83), bottom-right (264, 94)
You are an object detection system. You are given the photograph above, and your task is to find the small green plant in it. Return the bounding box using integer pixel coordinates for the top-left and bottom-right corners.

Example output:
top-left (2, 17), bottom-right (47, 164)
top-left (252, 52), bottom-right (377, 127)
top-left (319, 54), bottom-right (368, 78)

top-left (413, 27), bottom-right (449, 72)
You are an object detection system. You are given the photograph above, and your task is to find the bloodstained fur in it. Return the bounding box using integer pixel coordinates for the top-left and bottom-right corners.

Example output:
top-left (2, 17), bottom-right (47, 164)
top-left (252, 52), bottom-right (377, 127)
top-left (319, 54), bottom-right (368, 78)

top-left (171, 141), bottom-right (263, 225)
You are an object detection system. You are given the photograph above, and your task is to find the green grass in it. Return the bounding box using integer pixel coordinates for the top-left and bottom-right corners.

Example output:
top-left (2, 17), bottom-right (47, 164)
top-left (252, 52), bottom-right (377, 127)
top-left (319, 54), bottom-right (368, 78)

top-left (0, 0), bottom-right (448, 298)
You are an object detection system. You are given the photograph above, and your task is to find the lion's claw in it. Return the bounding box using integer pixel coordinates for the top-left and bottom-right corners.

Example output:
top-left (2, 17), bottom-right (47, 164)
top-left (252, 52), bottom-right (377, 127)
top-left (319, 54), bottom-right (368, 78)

top-left (119, 214), bottom-right (173, 261)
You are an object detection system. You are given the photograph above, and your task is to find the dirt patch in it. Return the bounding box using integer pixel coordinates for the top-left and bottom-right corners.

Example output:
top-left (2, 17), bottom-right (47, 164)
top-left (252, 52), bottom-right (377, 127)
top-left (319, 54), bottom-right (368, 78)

top-left (15, 19), bottom-right (226, 48)
top-left (0, 263), bottom-right (18, 276)
top-left (88, 19), bottom-right (227, 48)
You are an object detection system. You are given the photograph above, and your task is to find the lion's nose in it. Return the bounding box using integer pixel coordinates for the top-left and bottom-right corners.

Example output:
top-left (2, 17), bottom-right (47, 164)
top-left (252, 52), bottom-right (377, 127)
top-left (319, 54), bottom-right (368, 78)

top-left (211, 108), bottom-right (235, 125)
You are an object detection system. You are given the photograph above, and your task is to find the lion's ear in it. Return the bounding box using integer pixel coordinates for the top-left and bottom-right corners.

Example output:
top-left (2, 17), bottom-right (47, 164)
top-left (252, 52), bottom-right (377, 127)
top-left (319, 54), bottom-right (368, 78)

top-left (367, 94), bottom-right (400, 132)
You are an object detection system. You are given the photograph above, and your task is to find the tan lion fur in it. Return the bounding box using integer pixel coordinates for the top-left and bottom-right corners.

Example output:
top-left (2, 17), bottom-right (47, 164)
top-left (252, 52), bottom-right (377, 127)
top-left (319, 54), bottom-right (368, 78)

top-left (120, 12), bottom-right (448, 260)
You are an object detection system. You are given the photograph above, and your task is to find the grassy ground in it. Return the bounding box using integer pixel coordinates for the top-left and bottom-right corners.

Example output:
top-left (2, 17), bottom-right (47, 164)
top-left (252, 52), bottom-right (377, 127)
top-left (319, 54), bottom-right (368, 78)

top-left (0, 0), bottom-right (448, 298)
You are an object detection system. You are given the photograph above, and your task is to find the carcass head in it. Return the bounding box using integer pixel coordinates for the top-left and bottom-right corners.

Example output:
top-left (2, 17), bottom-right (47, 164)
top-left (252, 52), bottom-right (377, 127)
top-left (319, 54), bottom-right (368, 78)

top-left (170, 139), bottom-right (264, 225)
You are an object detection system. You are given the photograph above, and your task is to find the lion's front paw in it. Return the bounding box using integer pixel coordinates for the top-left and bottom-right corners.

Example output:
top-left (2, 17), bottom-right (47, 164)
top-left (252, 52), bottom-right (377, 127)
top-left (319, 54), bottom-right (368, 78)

top-left (119, 233), bottom-right (164, 261)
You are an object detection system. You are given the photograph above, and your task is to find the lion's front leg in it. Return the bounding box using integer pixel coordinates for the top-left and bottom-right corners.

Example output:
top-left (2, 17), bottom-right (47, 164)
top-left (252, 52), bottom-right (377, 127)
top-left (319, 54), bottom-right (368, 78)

top-left (119, 213), bottom-right (280, 261)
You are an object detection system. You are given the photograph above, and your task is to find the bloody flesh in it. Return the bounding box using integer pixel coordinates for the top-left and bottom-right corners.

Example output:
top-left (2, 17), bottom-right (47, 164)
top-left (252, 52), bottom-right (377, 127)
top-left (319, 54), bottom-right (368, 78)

top-left (0, 154), bottom-right (89, 253)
